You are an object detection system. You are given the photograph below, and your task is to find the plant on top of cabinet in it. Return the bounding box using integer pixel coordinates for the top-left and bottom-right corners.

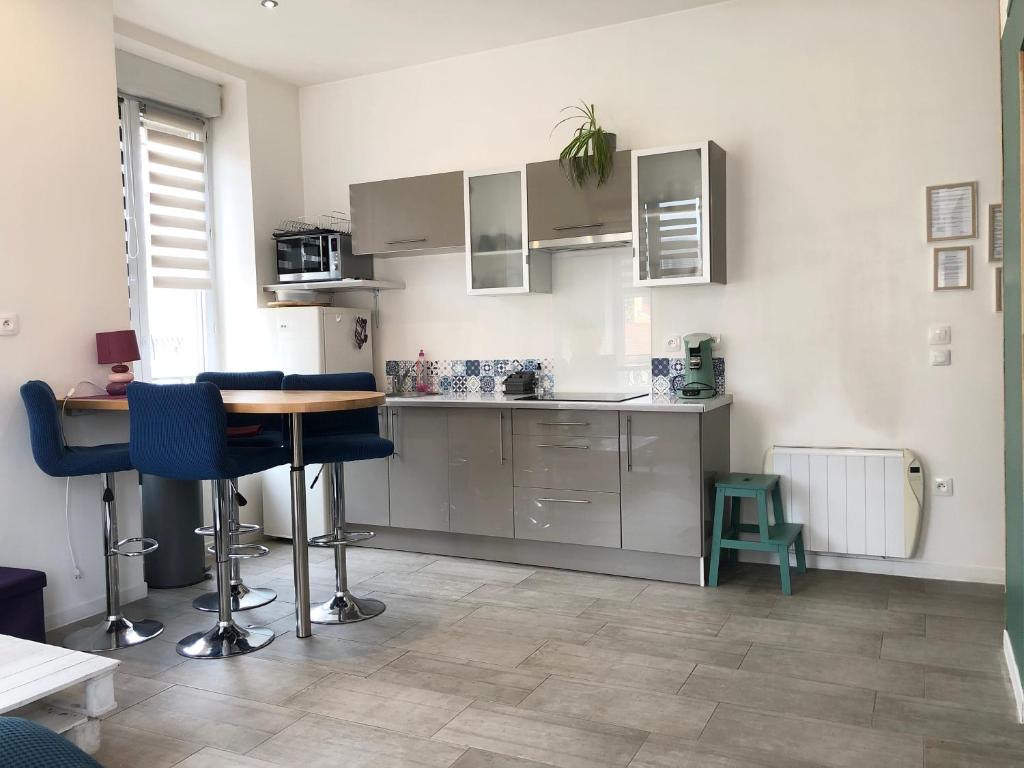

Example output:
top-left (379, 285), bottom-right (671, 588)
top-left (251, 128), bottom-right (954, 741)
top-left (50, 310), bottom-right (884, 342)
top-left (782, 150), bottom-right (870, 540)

top-left (632, 141), bottom-right (726, 287)
top-left (552, 101), bottom-right (616, 188)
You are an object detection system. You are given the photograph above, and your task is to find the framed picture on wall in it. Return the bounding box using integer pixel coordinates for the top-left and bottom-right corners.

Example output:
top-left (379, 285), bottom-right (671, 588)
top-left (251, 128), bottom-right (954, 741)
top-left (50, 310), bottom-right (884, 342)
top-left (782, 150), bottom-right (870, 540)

top-left (990, 203), bottom-right (1004, 261)
top-left (927, 182), bottom-right (977, 241)
top-left (933, 246), bottom-right (972, 290)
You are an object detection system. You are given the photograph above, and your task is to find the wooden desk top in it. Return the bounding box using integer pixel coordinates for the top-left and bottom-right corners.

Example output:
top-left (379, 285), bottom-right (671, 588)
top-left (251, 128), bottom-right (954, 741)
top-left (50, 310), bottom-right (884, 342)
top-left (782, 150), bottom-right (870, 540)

top-left (63, 389), bottom-right (385, 414)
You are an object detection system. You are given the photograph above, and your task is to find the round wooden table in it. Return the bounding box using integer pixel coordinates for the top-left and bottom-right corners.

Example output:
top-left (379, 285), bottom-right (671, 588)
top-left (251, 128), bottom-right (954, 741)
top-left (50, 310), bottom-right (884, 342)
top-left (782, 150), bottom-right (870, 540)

top-left (64, 389), bottom-right (386, 639)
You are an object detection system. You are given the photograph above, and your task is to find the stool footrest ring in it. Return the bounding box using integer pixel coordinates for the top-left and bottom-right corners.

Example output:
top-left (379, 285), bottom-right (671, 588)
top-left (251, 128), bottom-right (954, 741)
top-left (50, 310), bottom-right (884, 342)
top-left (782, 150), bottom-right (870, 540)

top-left (309, 530), bottom-right (376, 548)
top-left (111, 537), bottom-right (159, 557)
top-left (194, 522), bottom-right (262, 537)
top-left (206, 543), bottom-right (270, 559)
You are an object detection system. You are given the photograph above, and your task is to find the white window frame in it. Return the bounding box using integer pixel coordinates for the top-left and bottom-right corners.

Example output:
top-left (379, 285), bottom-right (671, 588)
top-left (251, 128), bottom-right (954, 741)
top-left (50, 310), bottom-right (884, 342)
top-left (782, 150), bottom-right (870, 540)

top-left (119, 94), bottom-right (220, 382)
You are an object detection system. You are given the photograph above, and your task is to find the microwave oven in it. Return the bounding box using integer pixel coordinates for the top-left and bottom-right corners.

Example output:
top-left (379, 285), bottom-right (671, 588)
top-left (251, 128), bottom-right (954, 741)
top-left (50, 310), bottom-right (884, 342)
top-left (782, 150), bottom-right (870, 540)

top-left (274, 229), bottom-right (373, 283)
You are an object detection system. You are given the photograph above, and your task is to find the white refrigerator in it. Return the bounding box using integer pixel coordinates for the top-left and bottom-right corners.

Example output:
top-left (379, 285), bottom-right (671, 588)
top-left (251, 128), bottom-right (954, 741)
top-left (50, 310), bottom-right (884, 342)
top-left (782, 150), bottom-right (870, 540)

top-left (260, 306), bottom-right (381, 539)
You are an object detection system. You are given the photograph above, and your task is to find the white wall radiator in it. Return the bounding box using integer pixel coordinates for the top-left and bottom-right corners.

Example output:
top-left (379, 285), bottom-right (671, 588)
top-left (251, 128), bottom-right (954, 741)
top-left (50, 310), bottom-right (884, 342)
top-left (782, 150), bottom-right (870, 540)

top-left (764, 447), bottom-right (924, 559)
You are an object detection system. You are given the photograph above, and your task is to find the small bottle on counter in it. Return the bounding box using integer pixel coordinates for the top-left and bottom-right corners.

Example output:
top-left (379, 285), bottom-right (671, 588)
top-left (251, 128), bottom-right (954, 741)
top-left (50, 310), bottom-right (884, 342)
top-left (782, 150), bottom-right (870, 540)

top-left (415, 349), bottom-right (430, 392)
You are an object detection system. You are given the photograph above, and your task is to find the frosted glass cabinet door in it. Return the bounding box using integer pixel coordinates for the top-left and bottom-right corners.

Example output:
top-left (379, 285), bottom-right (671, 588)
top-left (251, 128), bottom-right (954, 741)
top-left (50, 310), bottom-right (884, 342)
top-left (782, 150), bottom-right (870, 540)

top-left (632, 141), bottom-right (726, 286)
top-left (464, 167), bottom-right (531, 294)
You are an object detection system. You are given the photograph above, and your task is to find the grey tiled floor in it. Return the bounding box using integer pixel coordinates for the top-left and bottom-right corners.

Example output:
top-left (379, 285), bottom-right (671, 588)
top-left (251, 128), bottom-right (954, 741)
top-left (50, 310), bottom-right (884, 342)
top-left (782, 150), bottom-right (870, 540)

top-left (49, 541), bottom-right (1018, 767)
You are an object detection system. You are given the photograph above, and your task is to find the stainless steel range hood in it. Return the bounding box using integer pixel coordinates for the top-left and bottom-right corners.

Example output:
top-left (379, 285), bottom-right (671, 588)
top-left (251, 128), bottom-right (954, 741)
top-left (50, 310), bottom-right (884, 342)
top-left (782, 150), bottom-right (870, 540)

top-left (529, 231), bottom-right (632, 252)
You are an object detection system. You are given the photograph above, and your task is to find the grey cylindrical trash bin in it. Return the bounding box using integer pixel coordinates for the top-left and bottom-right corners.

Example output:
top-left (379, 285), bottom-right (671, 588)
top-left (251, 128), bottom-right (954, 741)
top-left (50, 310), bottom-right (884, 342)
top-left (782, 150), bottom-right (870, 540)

top-left (141, 474), bottom-right (206, 588)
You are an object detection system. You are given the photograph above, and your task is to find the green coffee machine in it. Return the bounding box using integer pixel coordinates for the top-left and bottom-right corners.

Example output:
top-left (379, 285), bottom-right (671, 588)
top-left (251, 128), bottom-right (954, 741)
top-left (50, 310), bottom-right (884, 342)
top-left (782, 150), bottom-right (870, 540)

top-left (677, 333), bottom-right (716, 399)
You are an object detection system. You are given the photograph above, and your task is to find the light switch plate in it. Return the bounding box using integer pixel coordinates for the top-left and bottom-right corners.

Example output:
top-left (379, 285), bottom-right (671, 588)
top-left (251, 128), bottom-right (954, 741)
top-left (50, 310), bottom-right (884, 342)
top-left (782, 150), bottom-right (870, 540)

top-left (929, 325), bottom-right (951, 345)
top-left (0, 314), bottom-right (18, 336)
top-left (929, 349), bottom-right (951, 366)
top-left (933, 477), bottom-right (953, 496)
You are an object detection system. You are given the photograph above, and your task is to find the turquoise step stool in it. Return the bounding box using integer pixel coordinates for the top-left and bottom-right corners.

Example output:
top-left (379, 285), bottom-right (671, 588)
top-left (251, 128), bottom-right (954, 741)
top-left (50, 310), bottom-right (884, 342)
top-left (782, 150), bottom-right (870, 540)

top-left (709, 473), bottom-right (807, 595)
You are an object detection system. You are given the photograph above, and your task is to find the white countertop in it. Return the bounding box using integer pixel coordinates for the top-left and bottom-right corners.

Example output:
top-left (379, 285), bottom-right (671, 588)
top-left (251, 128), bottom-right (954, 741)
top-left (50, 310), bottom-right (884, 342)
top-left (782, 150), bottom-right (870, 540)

top-left (383, 392), bottom-right (732, 413)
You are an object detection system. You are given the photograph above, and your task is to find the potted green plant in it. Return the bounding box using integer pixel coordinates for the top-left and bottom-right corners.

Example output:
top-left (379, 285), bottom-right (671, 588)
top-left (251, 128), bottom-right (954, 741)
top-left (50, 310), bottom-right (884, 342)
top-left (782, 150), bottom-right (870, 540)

top-left (551, 101), bottom-right (616, 188)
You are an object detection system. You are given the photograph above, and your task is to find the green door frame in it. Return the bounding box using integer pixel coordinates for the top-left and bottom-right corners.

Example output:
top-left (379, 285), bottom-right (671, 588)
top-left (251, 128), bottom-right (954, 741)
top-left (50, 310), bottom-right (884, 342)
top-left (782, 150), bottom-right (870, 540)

top-left (1002, 0), bottom-right (1024, 702)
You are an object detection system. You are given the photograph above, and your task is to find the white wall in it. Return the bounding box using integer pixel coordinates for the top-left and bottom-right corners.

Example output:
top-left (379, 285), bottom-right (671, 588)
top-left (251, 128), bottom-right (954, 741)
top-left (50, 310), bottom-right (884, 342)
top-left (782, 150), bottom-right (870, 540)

top-left (300, 0), bottom-right (1005, 582)
top-left (0, 0), bottom-right (148, 627)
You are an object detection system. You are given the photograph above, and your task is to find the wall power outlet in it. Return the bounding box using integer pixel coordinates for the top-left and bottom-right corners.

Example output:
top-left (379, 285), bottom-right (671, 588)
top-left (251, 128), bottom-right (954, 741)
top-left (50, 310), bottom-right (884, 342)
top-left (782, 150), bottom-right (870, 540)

top-left (933, 477), bottom-right (954, 496)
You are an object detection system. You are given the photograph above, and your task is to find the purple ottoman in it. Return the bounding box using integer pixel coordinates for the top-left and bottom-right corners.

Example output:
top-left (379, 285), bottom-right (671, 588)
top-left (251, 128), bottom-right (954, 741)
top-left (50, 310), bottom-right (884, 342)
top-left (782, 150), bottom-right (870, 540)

top-left (0, 568), bottom-right (46, 643)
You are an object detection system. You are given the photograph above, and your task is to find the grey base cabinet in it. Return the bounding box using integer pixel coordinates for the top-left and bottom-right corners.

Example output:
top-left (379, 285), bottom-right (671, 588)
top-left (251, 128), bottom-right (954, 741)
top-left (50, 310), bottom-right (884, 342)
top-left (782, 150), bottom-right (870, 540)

top-left (448, 409), bottom-right (513, 537)
top-left (344, 408), bottom-right (390, 526)
top-left (388, 407), bottom-right (450, 531)
top-left (365, 403), bottom-right (729, 575)
top-left (620, 411), bottom-right (702, 556)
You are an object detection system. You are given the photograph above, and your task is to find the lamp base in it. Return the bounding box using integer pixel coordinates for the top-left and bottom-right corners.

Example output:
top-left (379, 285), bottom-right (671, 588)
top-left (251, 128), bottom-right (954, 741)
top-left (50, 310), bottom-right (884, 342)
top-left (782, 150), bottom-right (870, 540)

top-left (107, 363), bottom-right (134, 396)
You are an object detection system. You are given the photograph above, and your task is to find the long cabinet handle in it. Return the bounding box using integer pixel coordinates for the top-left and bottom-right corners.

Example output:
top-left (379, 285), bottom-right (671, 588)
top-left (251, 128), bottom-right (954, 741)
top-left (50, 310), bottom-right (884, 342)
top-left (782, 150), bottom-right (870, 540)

top-left (552, 223), bottom-right (605, 231)
top-left (535, 443), bottom-right (589, 450)
top-left (626, 414), bottom-right (633, 472)
top-left (386, 237), bottom-right (428, 245)
top-left (536, 421), bottom-right (590, 427)
top-left (498, 411), bottom-right (505, 464)
top-left (537, 498), bottom-right (591, 504)
top-left (391, 410), bottom-right (400, 457)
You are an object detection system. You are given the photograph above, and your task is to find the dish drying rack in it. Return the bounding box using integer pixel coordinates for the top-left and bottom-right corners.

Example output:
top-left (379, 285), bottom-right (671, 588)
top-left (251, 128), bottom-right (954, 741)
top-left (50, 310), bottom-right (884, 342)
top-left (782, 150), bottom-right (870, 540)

top-left (274, 211), bottom-right (351, 234)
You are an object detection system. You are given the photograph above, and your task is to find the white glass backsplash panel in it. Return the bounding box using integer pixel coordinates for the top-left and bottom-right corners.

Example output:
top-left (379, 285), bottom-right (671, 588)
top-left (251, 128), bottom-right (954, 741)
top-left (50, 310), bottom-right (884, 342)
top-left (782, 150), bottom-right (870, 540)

top-left (551, 246), bottom-right (651, 392)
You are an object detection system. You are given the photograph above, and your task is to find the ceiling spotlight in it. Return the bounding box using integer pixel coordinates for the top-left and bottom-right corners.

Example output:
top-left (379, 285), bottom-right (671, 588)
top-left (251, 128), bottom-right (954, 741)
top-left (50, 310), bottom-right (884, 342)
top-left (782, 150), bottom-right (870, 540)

top-left (261, 0), bottom-right (278, 7)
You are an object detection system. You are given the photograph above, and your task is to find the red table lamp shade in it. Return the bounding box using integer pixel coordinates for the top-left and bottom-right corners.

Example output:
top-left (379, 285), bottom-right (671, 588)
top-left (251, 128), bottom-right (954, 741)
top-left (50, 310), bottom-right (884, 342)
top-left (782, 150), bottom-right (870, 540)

top-left (96, 330), bottom-right (140, 365)
top-left (96, 330), bottom-right (141, 396)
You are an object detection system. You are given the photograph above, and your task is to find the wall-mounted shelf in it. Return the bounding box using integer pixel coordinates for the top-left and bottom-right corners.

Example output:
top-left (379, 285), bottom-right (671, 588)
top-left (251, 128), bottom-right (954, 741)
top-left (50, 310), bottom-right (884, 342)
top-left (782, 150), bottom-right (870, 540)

top-left (263, 279), bottom-right (404, 328)
top-left (262, 279), bottom-right (404, 293)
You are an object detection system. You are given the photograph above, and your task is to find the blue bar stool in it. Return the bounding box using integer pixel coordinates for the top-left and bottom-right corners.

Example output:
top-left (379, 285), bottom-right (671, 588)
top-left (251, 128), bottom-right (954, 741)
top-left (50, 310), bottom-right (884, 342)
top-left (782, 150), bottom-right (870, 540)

top-left (283, 373), bottom-right (394, 624)
top-left (193, 371), bottom-right (284, 613)
top-left (127, 381), bottom-right (289, 658)
top-left (19, 381), bottom-right (162, 652)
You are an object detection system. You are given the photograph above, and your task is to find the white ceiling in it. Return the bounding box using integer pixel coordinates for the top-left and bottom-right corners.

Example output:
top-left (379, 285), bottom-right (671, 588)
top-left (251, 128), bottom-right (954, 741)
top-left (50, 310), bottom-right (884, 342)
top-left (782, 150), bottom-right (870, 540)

top-left (112, 0), bottom-right (729, 86)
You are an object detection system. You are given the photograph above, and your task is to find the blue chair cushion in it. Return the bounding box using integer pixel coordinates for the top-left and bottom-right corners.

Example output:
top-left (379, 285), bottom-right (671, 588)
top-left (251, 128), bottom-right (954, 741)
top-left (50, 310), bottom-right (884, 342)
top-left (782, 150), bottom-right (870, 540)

top-left (20, 381), bottom-right (132, 478)
top-left (0, 717), bottom-right (102, 768)
top-left (224, 445), bottom-right (291, 478)
top-left (128, 381), bottom-right (288, 481)
top-left (282, 372), bottom-right (380, 438)
top-left (196, 371), bottom-right (284, 437)
top-left (301, 434), bottom-right (394, 465)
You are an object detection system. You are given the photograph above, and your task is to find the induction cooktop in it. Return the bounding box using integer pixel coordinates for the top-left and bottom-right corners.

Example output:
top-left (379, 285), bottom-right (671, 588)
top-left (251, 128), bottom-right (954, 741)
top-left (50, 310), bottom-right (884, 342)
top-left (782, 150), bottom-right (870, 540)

top-left (515, 392), bottom-right (645, 403)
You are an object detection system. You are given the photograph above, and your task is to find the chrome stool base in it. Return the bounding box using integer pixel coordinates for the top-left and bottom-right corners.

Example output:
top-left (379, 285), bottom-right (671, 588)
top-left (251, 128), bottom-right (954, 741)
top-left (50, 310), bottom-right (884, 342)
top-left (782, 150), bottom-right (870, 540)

top-left (193, 583), bottom-right (276, 613)
top-left (176, 620), bottom-right (274, 659)
top-left (64, 616), bottom-right (164, 653)
top-left (310, 591), bottom-right (385, 624)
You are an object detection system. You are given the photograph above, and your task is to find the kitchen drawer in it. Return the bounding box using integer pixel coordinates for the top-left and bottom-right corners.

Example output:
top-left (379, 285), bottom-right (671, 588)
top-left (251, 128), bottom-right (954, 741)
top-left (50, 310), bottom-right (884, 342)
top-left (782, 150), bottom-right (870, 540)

top-left (513, 435), bottom-right (620, 493)
top-left (514, 488), bottom-right (621, 548)
top-left (512, 409), bottom-right (618, 438)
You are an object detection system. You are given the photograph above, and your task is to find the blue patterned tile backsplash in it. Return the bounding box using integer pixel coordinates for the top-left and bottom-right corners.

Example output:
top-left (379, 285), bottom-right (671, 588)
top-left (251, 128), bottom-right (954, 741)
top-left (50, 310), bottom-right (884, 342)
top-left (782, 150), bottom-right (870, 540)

top-left (651, 357), bottom-right (726, 396)
top-left (386, 358), bottom-right (555, 395)
top-left (387, 356), bottom-right (723, 397)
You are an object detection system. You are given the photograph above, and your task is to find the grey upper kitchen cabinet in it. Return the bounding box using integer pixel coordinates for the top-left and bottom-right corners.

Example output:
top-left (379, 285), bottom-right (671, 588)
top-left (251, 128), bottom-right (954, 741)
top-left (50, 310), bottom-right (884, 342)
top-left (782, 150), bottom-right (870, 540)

top-left (619, 411), bottom-right (703, 556)
top-left (526, 150), bottom-right (632, 248)
top-left (387, 407), bottom-right (450, 531)
top-left (350, 171), bottom-right (465, 256)
top-left (448, 408), bottom-right (513, 537)
top-left (344, 407), bottom-right (390, 526)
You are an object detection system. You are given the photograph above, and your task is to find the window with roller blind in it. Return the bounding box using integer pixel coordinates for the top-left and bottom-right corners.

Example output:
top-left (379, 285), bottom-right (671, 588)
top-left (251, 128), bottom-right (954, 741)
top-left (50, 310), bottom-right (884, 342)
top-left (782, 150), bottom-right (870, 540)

top-left (119, 96), bottom-right (218, 383)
